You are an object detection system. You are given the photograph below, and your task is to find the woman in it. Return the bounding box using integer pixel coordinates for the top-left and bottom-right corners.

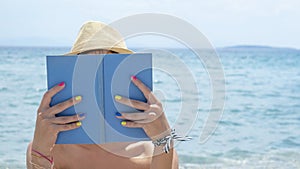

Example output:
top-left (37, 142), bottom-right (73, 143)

top-left (26, 21), bottom-right (179, 169)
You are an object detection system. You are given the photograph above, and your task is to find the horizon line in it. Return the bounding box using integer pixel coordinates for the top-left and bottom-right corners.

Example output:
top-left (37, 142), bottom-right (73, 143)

top-left (0, 44), bottom-right (299, 51)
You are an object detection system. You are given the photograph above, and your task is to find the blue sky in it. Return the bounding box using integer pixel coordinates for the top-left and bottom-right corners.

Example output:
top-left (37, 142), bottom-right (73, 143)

top-left (1, 0), bottom-right (299, 49)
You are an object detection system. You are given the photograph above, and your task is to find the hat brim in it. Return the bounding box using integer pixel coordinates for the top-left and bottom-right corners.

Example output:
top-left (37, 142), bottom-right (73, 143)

top-left (64, 47), bottom-right (134, 55)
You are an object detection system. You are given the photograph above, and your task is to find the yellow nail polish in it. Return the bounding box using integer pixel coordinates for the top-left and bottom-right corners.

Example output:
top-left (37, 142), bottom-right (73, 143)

top-left (121, 121), bottom-right (126, 126)
top-left (75, 96), bottom-right (82, 101)
top-left (115, 95), bottom-right (122, 100)
top-left (76, 121), bottom-right (82, 126)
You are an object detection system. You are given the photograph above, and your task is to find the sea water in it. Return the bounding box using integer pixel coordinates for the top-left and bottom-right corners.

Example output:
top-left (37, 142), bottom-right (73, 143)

top-left (0, 46), bottom-right (299, 168)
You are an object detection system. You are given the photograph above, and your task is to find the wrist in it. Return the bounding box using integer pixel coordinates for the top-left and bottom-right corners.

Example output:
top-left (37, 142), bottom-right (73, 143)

top-left (30, 147), bottom-right (54, 168)
top-left (152, 129), bottom-right (192, 154)
top-left (31, 141), bottom-right (52, 157)
top-left (153, 139), bottom-right (174, 153)
top-left (150, 113), bottom-right (171, 140)
top-left (151, 128), bottom-right (171, 141)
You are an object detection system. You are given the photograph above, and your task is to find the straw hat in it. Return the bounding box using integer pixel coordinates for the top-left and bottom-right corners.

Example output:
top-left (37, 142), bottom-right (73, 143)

top-left (66, 21), bottom-right (133, 55)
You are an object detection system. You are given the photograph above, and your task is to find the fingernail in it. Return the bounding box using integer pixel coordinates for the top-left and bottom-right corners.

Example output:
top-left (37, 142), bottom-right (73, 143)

top-left (115, 112), bottom-right (122, 117)
top-left (79, 113), bottom-right (86, 118)
top-left (58, 82), bottom-right (65, 86)
top-left (114, 95), bottom-right (122, 100)
top-left (131, 76), bottom-right (137, 81)
top-left (75, 96), bottom-right (82, 101)
top-left (121, 121), bottom-right (126, 126)
top-left (76, 121), bottom-right (82, 126)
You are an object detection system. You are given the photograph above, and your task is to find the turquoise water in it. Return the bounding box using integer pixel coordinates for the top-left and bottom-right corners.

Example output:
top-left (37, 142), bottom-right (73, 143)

top-left (0, 46), bottom-right (300, 168)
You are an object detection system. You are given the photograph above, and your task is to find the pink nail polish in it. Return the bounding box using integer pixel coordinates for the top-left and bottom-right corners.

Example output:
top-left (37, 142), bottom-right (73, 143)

top-left (131, 76), bottom-right (137, 80)
top-left (58, 82), bottom-right (65, 86)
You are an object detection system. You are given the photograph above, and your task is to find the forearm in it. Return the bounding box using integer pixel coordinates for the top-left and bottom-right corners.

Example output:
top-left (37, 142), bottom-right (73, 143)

top-left (150, 142), bottom-right (178, 169)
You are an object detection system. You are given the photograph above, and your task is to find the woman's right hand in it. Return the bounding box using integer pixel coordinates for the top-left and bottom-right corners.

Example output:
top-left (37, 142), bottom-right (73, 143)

top-left (31, 82), bottom-right (85, 156)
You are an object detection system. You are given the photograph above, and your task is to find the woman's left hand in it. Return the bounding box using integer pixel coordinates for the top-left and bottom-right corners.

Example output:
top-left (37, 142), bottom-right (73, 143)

top-left (114, 76), bottom-right (171, 140)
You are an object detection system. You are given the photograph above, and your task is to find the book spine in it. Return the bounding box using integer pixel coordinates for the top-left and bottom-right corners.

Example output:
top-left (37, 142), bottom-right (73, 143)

top-left (98, 58), bottom-right (106, 143)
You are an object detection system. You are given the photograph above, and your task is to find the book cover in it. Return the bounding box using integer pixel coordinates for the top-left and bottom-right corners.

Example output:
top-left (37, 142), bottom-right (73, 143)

top-left (46, 53), bottom-right (152, 144)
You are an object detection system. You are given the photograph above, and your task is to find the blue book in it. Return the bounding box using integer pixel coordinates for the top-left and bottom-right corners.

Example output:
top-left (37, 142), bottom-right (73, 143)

top-left (46, 53), bottom-right (152, 144)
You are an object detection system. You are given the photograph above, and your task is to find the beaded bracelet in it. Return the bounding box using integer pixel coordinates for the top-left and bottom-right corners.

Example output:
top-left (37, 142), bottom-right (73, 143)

top-left (152, 129), bottom-right (192, 153)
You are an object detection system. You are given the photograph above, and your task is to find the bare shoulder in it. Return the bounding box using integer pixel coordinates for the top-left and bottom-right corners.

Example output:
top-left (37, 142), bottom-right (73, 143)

top-left (51, 142), bottom-right (178, 169)
top-left (129, 141), bottom-right (179, 169)
top-left (127, 141), bottom-right (154, 158)
top-left (52, 142), bottom-right (153, 169)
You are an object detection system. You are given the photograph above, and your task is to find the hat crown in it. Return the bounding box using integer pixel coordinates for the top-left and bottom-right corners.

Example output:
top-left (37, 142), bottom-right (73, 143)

top-left (68, 21), bottom-right (132, 54)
